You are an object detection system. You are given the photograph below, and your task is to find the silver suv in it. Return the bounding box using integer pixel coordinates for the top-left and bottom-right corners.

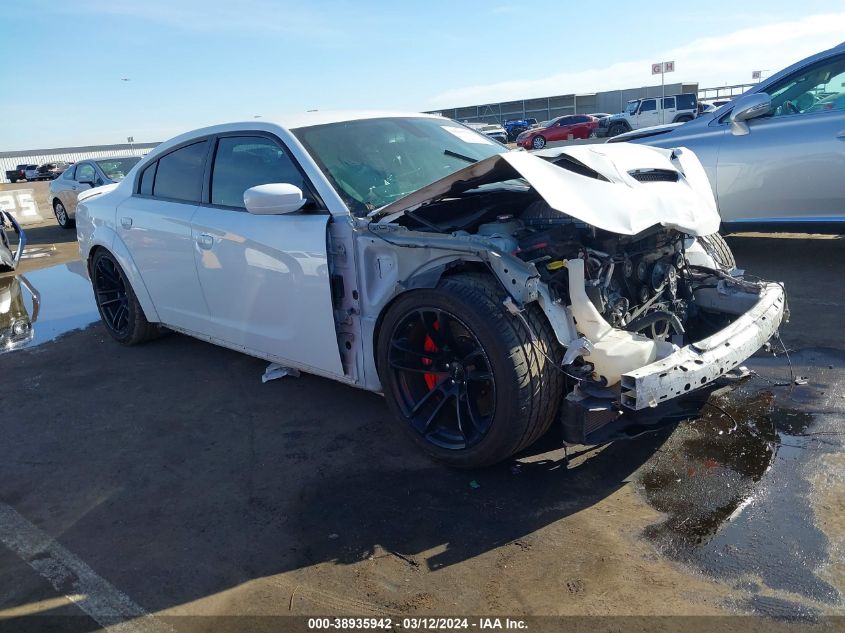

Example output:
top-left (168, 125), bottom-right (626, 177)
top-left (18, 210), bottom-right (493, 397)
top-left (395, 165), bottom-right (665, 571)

top-left (612, 41), bottom-right (845, 232)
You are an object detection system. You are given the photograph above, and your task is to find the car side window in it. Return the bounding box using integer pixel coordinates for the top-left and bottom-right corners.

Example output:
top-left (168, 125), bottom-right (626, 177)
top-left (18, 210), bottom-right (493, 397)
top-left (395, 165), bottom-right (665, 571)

top-left (76, 163), bottom-right (96, 183)
top-left (62, 166), bottom-right (76, 180)
top-left (663, 97), bottom-right (675, 109)
top-left (767, 54), bottom-right (845, 118)
top-left (139, 162), bottom-right (156, 196)
top-left (210, 136), bottom-right (307, 209)
top-left (153, 140), bottom-right (209, 202)
top-left (640, 99), bottom-right (657, 113)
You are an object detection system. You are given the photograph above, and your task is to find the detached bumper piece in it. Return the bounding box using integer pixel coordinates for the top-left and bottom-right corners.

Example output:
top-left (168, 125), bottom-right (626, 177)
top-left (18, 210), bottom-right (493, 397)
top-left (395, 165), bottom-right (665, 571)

top-left (621, 282), bottom-right (785, 409)
top-left (560, 281), bottom-right (786, 444)
top-left (0, 210), bottom-right (26, 271)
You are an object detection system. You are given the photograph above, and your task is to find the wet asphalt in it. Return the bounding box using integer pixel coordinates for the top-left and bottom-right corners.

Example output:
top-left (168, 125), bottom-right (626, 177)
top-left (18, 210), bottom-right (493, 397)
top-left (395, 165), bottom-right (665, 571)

top-left (0, 222), bottom-right (844, 627)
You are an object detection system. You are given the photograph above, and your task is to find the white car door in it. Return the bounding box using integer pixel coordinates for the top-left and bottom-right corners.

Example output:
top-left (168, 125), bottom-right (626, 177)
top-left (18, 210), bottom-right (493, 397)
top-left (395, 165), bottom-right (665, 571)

top-left (636, 98), bottom-right (660, 128)
top-left (117, 139), bottom-right (213, 331)
top-left (190, 133), bottom-right (343, 377)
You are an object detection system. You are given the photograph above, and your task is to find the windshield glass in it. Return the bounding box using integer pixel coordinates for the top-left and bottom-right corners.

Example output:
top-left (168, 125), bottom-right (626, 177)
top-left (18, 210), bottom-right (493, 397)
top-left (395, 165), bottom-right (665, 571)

top-left (625, 101), bottom-right (639, 114)
top-left (292, 117), bottom-right (505, 215)
top-left (96, 157), bottom-right (141, 181)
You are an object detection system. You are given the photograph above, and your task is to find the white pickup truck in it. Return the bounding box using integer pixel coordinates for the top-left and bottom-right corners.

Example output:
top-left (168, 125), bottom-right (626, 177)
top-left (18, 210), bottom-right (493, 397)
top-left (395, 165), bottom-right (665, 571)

top-left (600, 93), bottom-right (698, 138)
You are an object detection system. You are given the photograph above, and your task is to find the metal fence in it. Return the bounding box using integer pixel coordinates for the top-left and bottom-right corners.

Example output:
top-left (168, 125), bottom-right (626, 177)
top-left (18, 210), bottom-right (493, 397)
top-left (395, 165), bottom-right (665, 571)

top-left (1, 142), bottom-right (159, 183)
top-left (427, 82), bottom-right (699, 124)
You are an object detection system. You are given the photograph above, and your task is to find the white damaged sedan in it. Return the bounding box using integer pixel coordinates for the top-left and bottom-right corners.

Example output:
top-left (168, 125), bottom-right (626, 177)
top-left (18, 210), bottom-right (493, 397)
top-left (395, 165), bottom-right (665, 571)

top-left (76, 111), bottom-right (786, 467)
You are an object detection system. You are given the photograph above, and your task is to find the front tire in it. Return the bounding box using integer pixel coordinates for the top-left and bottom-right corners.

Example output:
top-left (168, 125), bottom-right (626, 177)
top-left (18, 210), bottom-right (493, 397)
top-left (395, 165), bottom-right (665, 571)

top-left (607, 123), bottom-right (626, 137)
top-left (531, 135), bottom-right (546, 150)
top-left (698, 233), bottom-right (736, 271)
top-left (53, 200), bottom-right (74, 229)
top-left (377, 273), bottom-right (564, 468)
top-left (91, 250), bottom-right (159, 345)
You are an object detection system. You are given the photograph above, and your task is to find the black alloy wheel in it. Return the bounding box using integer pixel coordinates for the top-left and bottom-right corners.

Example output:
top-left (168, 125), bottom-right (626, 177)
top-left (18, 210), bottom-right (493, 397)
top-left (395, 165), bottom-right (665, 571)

top-left (387, 308), bottom-right (496, 451)
top-left (94, 254), bottom-right (130, 336)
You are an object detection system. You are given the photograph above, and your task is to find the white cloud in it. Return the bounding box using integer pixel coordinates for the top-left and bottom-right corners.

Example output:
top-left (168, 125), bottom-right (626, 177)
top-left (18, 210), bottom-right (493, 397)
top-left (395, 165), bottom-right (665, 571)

top-left (427, 12), bottom-right (845, 108)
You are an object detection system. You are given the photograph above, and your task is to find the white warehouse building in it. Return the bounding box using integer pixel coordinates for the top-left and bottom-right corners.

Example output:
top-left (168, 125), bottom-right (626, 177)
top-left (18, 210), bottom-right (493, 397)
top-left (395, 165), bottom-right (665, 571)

top-left (1, 142), bottom-right (159, 183)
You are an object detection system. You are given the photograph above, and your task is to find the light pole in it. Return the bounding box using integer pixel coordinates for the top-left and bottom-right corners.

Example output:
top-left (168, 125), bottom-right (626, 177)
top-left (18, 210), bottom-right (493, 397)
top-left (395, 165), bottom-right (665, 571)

top-left (652, 61), bottom-right (675, 124)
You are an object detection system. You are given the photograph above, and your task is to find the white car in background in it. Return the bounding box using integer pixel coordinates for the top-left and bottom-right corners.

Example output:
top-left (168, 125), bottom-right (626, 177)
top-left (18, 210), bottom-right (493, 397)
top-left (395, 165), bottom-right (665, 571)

top-left (48, 156), bottom-right (141, 228)
top-left (76, 111), bottom-right (785, 468)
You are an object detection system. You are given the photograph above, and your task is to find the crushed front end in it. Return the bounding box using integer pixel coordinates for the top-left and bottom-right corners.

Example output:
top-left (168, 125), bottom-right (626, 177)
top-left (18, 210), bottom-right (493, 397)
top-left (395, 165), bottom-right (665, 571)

top-left (372, 142), bottom-right (787, 445)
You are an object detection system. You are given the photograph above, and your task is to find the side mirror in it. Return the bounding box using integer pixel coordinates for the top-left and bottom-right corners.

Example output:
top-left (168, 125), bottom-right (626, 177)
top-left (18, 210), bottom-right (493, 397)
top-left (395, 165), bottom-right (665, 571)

top-left (244, 183), bottom-right (306, 215)
top-left (729, 93), bottom-right (771, 136)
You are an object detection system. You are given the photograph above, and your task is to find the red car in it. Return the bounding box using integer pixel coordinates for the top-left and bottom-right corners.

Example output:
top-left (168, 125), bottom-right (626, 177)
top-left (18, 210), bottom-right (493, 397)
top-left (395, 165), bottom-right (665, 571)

top-left (516, 115), bottom-right (600, 150)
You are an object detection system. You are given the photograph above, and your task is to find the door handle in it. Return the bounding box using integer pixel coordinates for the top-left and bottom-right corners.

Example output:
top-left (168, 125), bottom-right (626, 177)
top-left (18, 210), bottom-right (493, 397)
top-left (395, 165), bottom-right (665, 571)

top-left (71, 186), bottom-right (77, 191)
top-left (836, 130), bottom-right (845, 140)
top-left (120, 217), bottom-right (133, 229)
top-left (197, 233), bottom-right (214, 250)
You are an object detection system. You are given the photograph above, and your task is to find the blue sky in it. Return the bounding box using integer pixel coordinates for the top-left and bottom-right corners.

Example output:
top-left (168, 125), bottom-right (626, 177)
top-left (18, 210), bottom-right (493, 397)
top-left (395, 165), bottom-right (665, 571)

top-left (1, 0), bottom-right (843, 149)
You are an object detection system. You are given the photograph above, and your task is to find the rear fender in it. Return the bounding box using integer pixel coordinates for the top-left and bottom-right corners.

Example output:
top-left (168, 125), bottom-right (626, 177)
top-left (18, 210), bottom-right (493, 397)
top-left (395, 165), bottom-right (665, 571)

top-left (84, 225), bottom-right (161, 323)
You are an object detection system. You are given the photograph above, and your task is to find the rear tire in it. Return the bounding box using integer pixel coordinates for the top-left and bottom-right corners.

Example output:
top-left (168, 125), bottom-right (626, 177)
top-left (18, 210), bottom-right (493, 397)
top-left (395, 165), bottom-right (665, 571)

top-left (53, 200), bottom-right (74, 229)
top-left (377, 273), bottom-right (564, 468)
top-left (91, 250), bottom-right (160, 345)
top-left (698, 233), bottom-right (736, 271)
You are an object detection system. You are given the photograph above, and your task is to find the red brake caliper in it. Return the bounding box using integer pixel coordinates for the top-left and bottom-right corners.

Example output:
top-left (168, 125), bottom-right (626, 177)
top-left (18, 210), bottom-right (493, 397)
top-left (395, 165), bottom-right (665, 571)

top-left (422, 321), bottom-right (439, 391)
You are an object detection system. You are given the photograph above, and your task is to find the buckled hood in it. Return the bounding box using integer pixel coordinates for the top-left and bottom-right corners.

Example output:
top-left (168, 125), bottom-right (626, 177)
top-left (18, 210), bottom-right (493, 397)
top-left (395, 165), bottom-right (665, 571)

top-left (374, 143), bottom-right (720, 237)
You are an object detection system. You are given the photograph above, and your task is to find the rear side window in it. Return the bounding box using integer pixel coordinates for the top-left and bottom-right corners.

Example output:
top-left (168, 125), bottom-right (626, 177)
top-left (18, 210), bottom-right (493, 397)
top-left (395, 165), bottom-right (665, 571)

top-left (210, 136), bottom-right (307, 209)
top-left (62, 166), bottom-right (76, 180)
top-left (139, 162), bottom-right (157, 195)
top-left (676, 94), bottom-right (696, 110)
top-left (153, 140), bottom-right (208, 202)
top-left (662, 97), bottom-right (675, 109)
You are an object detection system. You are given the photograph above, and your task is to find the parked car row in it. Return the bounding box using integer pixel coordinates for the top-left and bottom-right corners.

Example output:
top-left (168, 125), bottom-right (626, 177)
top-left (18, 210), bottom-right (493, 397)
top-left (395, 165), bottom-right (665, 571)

top-left (5, 161), bottom-right (73, 183)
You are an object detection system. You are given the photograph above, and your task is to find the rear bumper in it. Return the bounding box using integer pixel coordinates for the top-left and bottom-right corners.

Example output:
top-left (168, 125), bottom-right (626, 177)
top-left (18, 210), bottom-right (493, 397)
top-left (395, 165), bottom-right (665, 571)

top-left (620, 282), bottom-right (786, 410)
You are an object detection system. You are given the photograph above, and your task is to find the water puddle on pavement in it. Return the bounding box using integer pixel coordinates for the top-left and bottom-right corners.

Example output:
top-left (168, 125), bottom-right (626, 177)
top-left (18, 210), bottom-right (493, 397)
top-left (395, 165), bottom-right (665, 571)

top-left (0, 261), bottom-right (98, 353)
top-left (636, 353), bottom-right (845, 618)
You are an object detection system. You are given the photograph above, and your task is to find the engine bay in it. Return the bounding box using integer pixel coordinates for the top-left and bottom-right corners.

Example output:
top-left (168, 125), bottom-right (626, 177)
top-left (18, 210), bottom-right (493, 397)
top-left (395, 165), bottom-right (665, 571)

top-left (393, 186), bottom-right (746, 352)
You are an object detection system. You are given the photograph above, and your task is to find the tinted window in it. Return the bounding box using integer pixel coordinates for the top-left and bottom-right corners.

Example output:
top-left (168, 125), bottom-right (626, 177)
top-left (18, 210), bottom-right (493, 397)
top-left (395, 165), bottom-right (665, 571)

top-left (76, 163), bottom-right (96, 183)
top-left (62, 165), bottom-right (76, 180)
top-left (153, 140), bottom-right (208, 202)
top-left (662, 97), bottom-right (675, 109)
top-left (640, 99), bottom-right (657, 112)
top-left (676, 94), bottom-right (696, 110)
top-left (211, 136), bottom-right (307, 208)
top-left (571, 115), bottom-right (589, 123)
top-left (139, 162), bottom-right (156, 195)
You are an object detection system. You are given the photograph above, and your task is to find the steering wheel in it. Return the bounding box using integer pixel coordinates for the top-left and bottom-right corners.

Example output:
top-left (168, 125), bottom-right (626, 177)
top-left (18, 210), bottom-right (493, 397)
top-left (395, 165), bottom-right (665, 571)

top-left (782, 100), bottom-right (800, 115)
